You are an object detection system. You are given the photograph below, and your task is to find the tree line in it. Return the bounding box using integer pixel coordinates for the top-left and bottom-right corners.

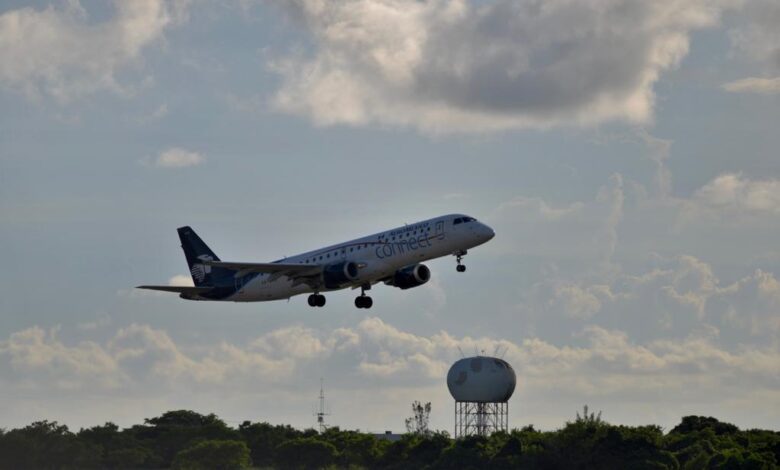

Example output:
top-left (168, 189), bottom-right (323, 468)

top-left (0, 408), bottom-right (777, 469)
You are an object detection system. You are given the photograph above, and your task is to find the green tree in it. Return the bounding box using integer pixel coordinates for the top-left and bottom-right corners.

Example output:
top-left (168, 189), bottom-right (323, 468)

top-left (129, 410), bottom-right (238, 467)
top-left (78, 422), bottom-right (156, 469)
top-left (171, 439), bottom-right (251, 470)
top-left (0, 420), bottom-right (100, 469)
top-left (432, 435), bottom-right (488, 470)
top-left (275, 437), bottom-right (337, 469)
top-left (320, 427), bottom-right (384, 468)
top-left (238, 421), bottom-right (306, 467)
top-left (404, 401), bottom-right (432, 436)
top-left (405, 432), bottom-right (452, 468)
top-left (670, 416), bottom-right (739, 436)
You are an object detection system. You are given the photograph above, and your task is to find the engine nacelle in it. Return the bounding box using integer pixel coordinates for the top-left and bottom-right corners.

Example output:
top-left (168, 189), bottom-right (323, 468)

top-left (390, 264), bottom-right (431, 290)
top-left (323, 261), bottom-right (359, 288)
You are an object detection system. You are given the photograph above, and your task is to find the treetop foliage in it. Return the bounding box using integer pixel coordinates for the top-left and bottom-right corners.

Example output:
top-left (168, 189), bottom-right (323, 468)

top-left (0, 409), bottom-right (777, 469)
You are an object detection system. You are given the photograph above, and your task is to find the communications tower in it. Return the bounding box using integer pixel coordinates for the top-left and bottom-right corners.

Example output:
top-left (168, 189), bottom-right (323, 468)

top-left (314, 378), bottom-right (329, 433)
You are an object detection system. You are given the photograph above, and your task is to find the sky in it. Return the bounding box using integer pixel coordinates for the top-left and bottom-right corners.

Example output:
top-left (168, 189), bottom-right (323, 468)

top-left (1, 0), bottom-right (779, 434)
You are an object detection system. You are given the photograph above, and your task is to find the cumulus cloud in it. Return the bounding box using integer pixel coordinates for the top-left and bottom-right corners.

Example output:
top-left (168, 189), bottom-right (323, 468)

top-left (270, 0), bottom-right (738, 133)
top-left (724, 0), bottom-right (780, 94)
top-left (525, 254), bottom-right (780, 348)
top-left (722, 77), bottom-right (780, 93)
top-left (153, 147), bottom-right (205, 168)
top-left (1, 327), bottom-right (119, 389)
top-left (1, 316), bottom-right (778, 430)
top-left (0, 0), bottom-right (188, 102)
top-left (692, 173), bottom-right (780, 214)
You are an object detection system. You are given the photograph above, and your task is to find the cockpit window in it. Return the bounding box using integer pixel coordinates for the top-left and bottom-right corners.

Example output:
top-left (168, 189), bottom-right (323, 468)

top-left (462, 216), bottom-right (475, 223)
top-left (453, 218), bottom-right (463, 225)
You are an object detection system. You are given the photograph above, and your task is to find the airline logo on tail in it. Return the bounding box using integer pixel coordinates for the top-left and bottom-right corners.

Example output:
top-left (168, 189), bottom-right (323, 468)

top-left (191, 254), bottom-right (213, 283)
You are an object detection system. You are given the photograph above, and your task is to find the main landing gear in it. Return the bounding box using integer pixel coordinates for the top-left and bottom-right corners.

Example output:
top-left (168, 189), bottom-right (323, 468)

top-left (455, 250), bottom-right (467, 272)
top-left (307, 293), bottom-right (326, 307)
top-left (355, 284), bottom-right (373, 309)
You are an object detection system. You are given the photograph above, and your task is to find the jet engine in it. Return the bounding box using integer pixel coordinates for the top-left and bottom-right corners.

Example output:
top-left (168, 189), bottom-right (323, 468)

top-left (323, 261), bottom-right (359, 288)
top-left (389, 264), bottom-right (431, 289)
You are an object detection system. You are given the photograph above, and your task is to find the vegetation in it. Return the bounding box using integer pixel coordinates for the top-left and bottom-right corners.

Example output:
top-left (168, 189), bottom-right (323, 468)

top-left (0, 409), bottom-right (777, 469)
top-left (405, 401), bottom-right (432, 437)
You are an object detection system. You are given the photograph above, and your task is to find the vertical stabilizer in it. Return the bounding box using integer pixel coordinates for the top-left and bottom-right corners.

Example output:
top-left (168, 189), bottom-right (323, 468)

top-left (177, 226), bottom-right (233, 286)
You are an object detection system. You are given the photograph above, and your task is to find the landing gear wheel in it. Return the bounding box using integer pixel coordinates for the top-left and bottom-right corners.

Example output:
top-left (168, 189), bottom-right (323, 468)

top-left (309, 294), bottom-right (326, 307)
top-left (308, 294), bottom-right (317, 307)
top-left (456, 251), bottom-right (467, 272)
top-left (355, 284), bottom-right (373, 309)
top-left (355, 296), bottom-right (373, 309)
top-left (316, 294), bottom-right (326, 307)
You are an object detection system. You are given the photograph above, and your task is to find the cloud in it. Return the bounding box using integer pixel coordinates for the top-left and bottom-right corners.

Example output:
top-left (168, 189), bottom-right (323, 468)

top-left (692, 173), bottom-right (780, 214)
top-left (0, 327), bottom-right (121, 389)
top-left (722, 77), bottom-right (780, 94)
top-left (0, 0), bottom-right (187, 103)
top-left (1, 317), bottom-right (778, 430)
top-left (270, 0), bottom-right (737, 133)
top-left (154, 147), bottom-right (205, 168)
top-left (168, 275), bottom-right (194, 286)
top-left (728, 0), bottom-right (780, 66)
top-left (525, 254), bottom-right (780, 348)
top-left (636, 130), bottom-right (673, 199)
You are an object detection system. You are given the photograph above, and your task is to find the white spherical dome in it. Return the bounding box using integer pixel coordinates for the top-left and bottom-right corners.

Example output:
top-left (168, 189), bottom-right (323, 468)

top-left (447, 356), bottom-right (516, 403)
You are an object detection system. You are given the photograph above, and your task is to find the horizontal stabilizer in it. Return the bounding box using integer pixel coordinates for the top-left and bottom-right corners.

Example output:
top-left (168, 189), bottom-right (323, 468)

top-left (136, 285), bottom-right (213, 295)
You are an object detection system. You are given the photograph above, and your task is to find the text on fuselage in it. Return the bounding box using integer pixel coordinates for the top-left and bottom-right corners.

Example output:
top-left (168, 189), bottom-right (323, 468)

top-left (375, 234), bottom-right (435, 259)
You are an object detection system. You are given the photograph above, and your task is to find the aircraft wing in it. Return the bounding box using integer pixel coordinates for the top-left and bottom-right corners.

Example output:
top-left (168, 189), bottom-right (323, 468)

top-left (136, 285), bottom-right (214, 295)
top-left (203, 260), bottom-right (321, 278)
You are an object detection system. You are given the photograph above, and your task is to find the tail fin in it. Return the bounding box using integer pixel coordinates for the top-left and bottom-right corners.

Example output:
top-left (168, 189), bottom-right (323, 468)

top-left (177, 226), bottom-right (234, 286)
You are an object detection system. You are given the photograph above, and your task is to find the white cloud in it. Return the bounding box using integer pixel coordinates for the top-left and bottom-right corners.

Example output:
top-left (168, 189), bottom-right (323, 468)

top-left (270, 0), bottom-right (738, 133)
top-left (729, 0), bottom-right (780, 65)
top-left (1, 316), bottom-right (778, 430)
top-left (168, 274), bottom-right (194, 286)
top-left (0, 326), bottom-right (121, 389)
top-left (0, 1), bottom-right (187, 103)
top-left (525, 254), bottom-right (780, 348)
top-left (692, 173), bottom-right (780, 214)
top-left (154, 147), bottom-right (205, 168)
top-left (722, 77), bottom-right (780, 94)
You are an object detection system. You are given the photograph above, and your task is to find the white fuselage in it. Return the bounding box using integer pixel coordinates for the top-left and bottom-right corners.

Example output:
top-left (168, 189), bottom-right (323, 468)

top-left (226, 214), bottom-right (493, 301)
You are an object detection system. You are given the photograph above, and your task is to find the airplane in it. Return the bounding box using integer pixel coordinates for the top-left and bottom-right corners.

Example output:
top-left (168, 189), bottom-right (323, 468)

top-left (137, 214), bottom-right (495, 309)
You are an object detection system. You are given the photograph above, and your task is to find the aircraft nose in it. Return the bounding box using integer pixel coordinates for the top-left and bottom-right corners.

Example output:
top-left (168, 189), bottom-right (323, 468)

top-left (480, 223), bottom-right (495, 241)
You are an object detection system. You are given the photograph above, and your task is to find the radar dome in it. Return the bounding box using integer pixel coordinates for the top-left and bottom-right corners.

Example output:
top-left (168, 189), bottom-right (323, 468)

top-left (447, 356), bottom-right (516, 403)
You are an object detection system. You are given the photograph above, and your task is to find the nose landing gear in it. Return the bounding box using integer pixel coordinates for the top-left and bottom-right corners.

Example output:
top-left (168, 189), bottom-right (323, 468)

top-left (455, 250), bottom-right (467, 272)
top-left (355, 284), bottom-right (373, 309)
top-left (307, 293), bottom-right (326, 307)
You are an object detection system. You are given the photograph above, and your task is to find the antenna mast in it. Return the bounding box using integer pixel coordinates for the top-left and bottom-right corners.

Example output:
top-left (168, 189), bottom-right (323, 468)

top-left (315, 378), bottom-right (330, 433)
